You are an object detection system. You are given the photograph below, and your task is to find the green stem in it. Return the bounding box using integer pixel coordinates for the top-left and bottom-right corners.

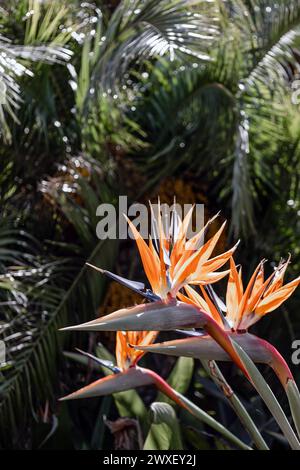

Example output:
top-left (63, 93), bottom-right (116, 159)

top-left (202, 360), bottom-right (269, 450)
top-left (286, 379), bottom-right (300, 439)
top-left (149, 369), bottom-right (252, 450)
top-left (233, 341), bottom-right (300, 450)
top-left (173, 390), bottom-right (252, 450)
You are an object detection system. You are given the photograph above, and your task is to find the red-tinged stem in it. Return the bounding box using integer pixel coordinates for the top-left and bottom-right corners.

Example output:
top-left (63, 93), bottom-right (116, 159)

top-left (256, 337), bottom-right (300, 439)
top-left (234, 334), bottom-right (300, 441)
top-left (141, 367), bottom-right (252, 450)
top-left (204, 320), bottom-right (251, 382)
top-left (143, 368), bottom-right (189, 410)
top-left (174, 302), bottom-right (251, 381)
top-left (255, 337), bottom-right (294, 388)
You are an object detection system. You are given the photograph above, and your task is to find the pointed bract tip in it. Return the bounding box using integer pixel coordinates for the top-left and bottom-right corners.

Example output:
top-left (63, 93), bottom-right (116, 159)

top-left (85, 262), bottom-right (104, 274)
top-left (59, 395), bottom-right (72, 402)
top-left (75, 347), bottom-right (86, 355)
top-left (59, 325), bottom-right (84, 332)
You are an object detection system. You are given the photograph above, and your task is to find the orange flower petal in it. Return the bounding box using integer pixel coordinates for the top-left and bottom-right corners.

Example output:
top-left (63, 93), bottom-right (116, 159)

top-left (177, 290), bottom-right (197, 306)
top-left (200, 242), bottom-right (239, 274)
top-left (180, 212), bottom-right (220, 263)
top-left (116, 330), bottom-right (158, 370)
top-left (126, 216), bottom-right (160, 294)
top-left (170, 205), bottom-right (194, 266)
top-left (171, 246), bottom-right (204, 292)
top-left (236, 261), bottom-right (263, 326)
top-left (190, 269), bottom-right (230, 285)
top-left (184, 285), bottom-right (211, 313)
top-left (264, 256), bottom-right (291, 296)
top-left (255, 276), bottom-right (300, 316)
top-left (116, 331), bottom-right (128, 370)
top-left (251, 263), bottom-right (264, 297)
top-left (198, 285), bottom-right (223, 326)
top-left (226, 257), bottom-right (243, 327)
top-left (194, 221), bottom-right (227, 267)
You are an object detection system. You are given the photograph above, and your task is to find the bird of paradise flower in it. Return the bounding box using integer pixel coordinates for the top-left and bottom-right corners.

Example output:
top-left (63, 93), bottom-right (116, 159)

top-left (60, 202), bottom-right (300, 449)
top-left (136, 257), bottom-right (300, 443)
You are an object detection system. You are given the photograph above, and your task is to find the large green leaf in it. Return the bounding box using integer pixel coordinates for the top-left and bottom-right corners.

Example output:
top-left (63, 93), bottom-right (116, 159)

top-left (156, 357), bottom-right (194, 405)
top-left (143, 402), bottom-right (183, 450)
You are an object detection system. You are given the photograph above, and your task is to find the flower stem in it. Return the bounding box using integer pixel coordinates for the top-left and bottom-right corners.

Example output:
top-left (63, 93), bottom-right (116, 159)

top-left (232, 341), bottom-right (300, 450)
top-left (173, 390), bottom-right (252, 450)
top-left (286, 379), bottom-right (300, 439)
top-left (258, 338), bottom-right (300, 440)
top-left (147, 369), bottom-right (252, 450)
top-left (201, 360), bottom-right (269, 450)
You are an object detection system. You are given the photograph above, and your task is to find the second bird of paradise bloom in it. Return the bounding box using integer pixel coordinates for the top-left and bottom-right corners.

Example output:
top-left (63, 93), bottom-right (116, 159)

top-left (60, 328), bottom-right (253, 450)
top-left (135, 255), bottom-right (300, 439)
top-left (138, 256), bottom-right (300, 387)
top-left (60, 330), bottom-right (161, 401)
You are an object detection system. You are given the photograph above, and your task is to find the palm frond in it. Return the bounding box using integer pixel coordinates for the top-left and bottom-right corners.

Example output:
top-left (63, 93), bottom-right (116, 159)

top-left (224, 1), bottom-right (300, 236)
top-left (89, 0), bottom-right (219, 91)
top-left (0, 0), bottom-right (73, 142)
top-left (0, 227), bottom-right (117, 448)
top-left (130, 59), bottom-right (235, 186)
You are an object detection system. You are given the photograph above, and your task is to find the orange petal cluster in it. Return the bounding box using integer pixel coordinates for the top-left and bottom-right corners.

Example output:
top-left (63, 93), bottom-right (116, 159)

top-left (116, 330), bottom-right (158, 370)
top-left (183, 256), bottom-right (300, 331)
top-left (127, 204), bottom-right (236, 299)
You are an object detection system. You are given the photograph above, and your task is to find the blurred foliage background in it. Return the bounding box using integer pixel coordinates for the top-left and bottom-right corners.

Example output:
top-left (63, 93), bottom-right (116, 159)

top-left (0, 0), bottom-right (300, 450)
